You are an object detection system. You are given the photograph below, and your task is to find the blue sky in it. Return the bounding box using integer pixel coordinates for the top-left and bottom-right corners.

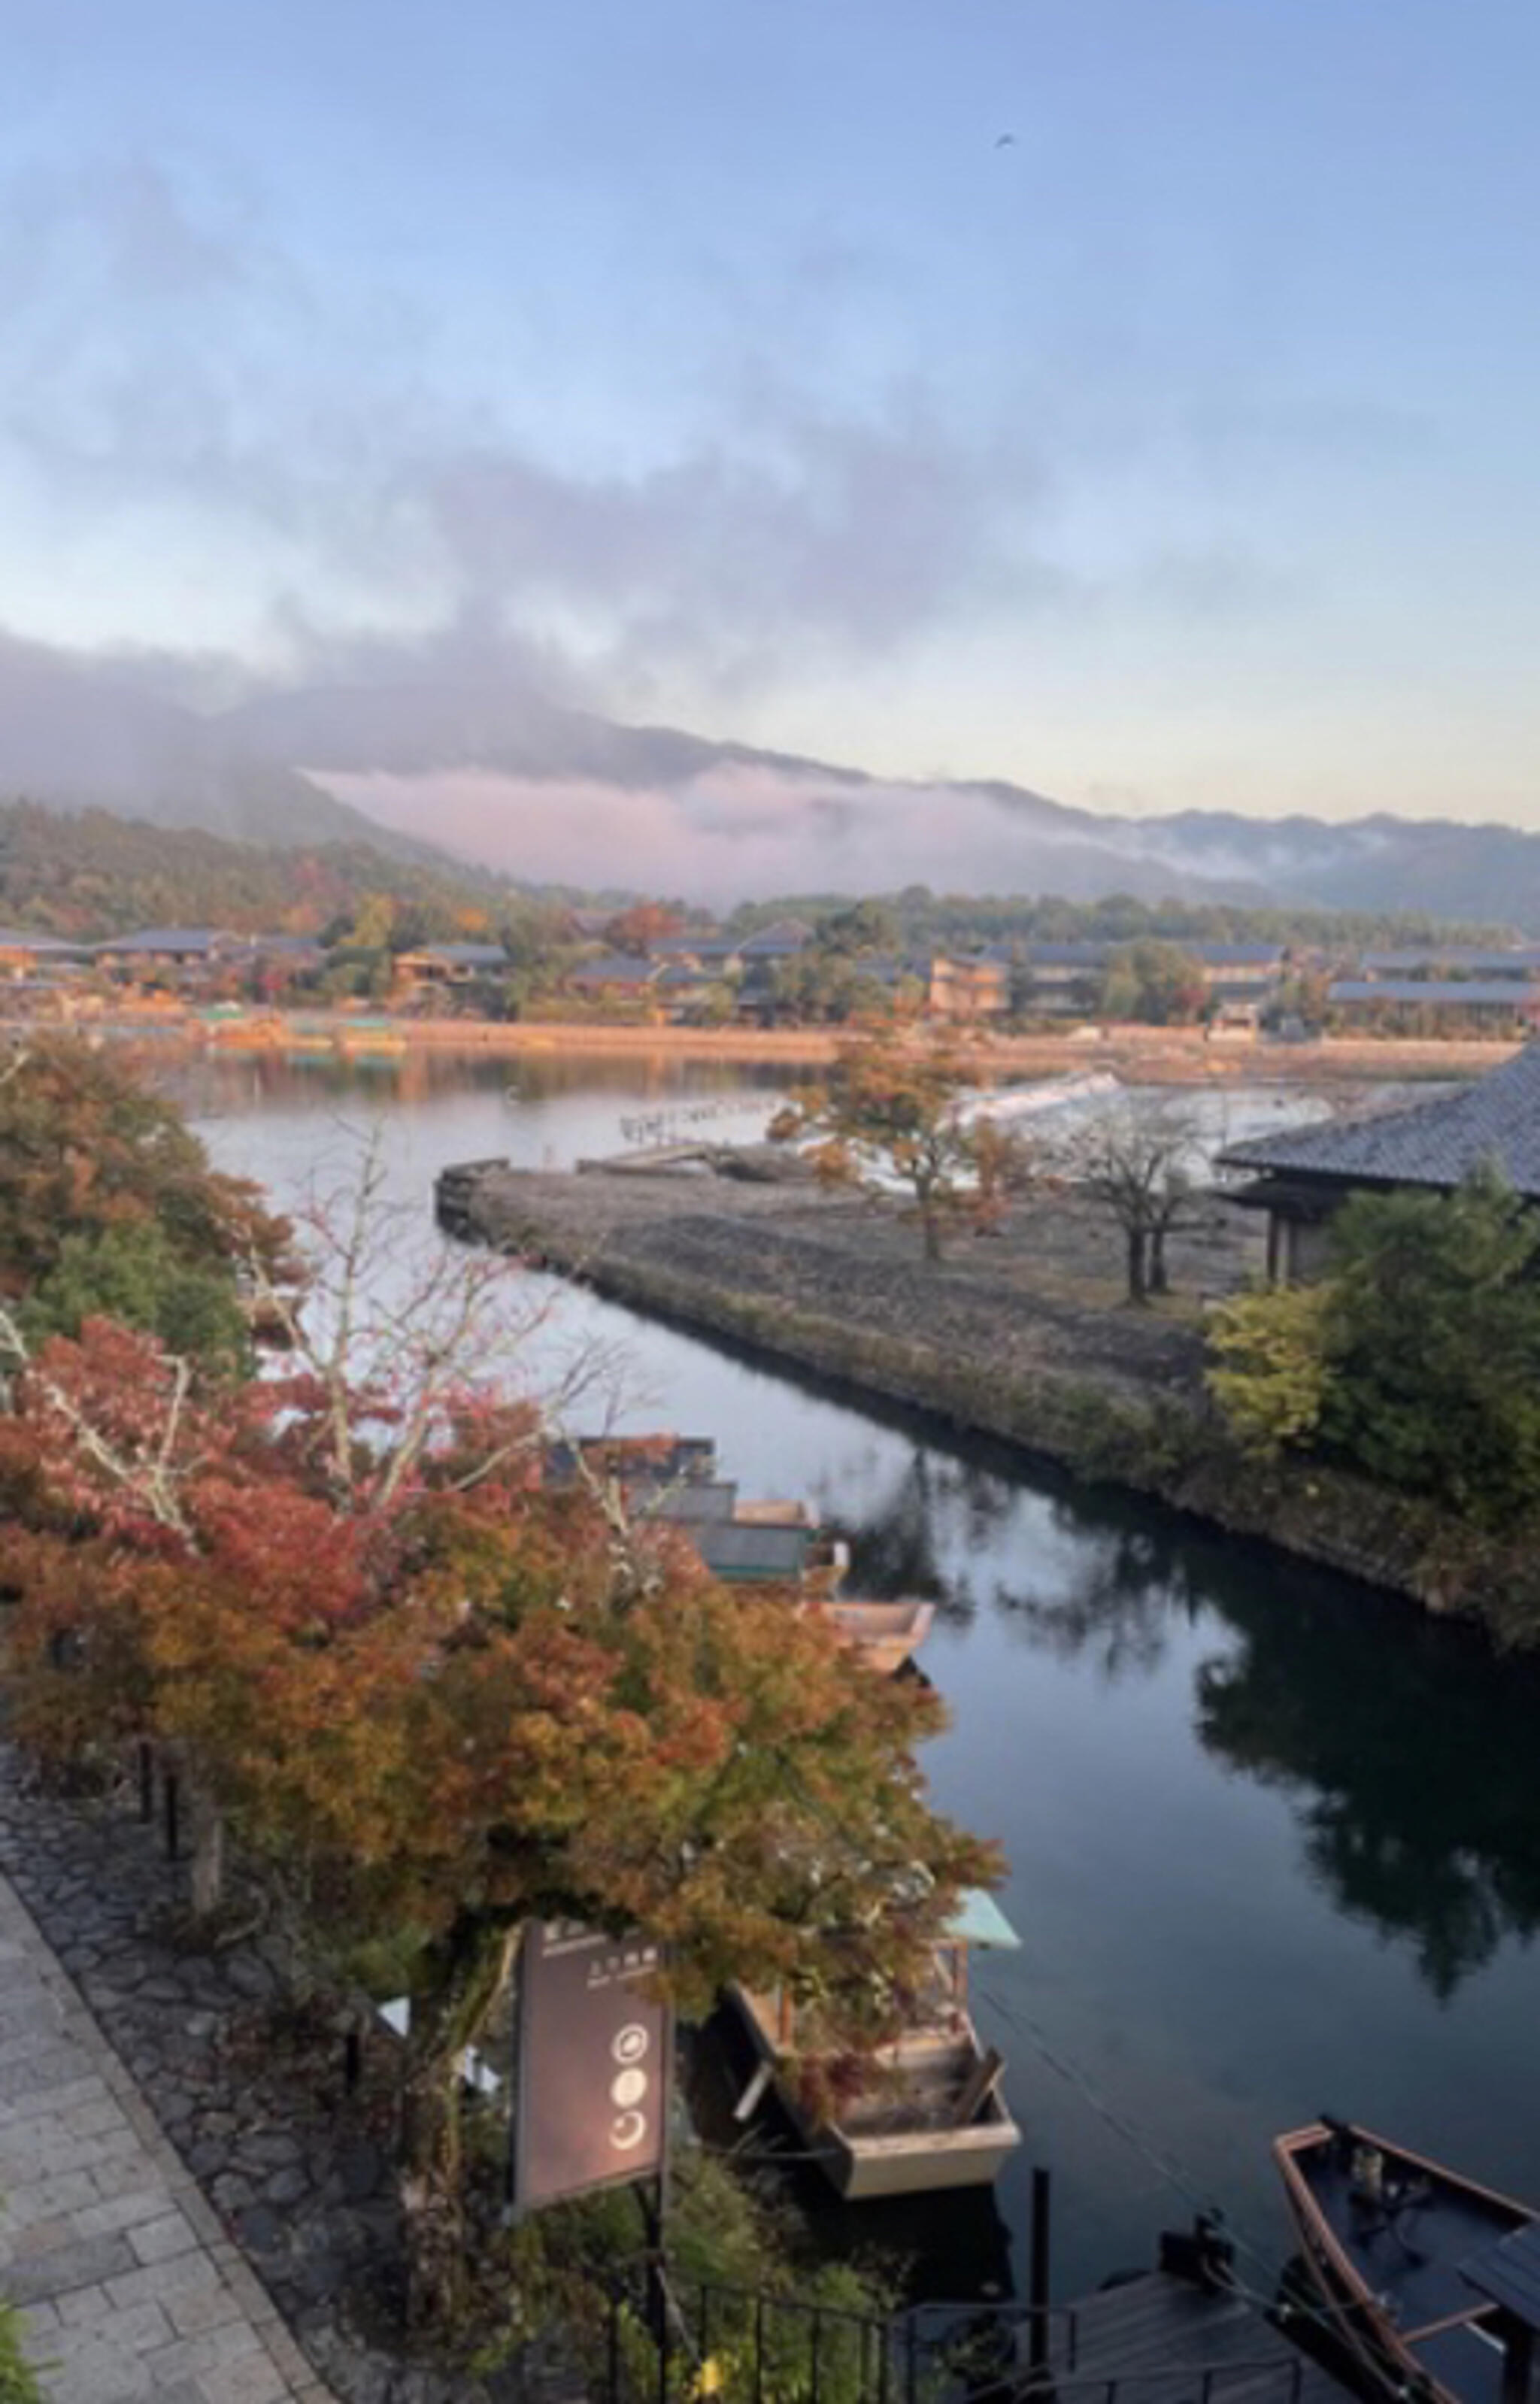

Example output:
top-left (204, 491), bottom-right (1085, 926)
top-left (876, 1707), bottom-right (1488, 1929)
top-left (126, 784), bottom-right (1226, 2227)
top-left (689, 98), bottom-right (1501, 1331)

top-left (5, 0), bottom-right (1539, 822)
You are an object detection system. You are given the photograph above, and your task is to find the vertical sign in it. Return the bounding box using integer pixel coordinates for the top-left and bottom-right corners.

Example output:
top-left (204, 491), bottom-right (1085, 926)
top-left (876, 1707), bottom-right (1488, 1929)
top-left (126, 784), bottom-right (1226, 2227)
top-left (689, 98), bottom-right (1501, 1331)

top-left (512, 1920), bottom-right (671, 2214)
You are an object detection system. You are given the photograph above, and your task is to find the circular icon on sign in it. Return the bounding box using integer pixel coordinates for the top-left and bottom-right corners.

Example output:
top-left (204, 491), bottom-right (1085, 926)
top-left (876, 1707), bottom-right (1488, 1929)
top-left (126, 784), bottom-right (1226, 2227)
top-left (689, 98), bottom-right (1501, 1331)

top-left (612, 2024), bottom-right (650, 2066)
top-left (610, 2066), bottom-right (648, 2109)
top-left (610, 2110), bottom-right (647, 2152)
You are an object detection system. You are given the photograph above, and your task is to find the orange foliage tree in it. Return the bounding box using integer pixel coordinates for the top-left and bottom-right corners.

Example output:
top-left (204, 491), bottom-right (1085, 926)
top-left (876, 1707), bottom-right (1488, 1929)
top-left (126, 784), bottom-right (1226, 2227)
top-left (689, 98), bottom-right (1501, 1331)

top-left (3, 1314), bottom-right (996, 2322)
top-left (770, 1023), bottom-right (981, 1260)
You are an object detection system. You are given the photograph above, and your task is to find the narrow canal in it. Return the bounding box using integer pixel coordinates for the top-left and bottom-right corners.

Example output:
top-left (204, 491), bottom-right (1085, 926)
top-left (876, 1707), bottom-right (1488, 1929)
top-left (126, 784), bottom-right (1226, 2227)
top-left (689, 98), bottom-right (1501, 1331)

top-left (186, 1046), bottom-right (1540, 2303)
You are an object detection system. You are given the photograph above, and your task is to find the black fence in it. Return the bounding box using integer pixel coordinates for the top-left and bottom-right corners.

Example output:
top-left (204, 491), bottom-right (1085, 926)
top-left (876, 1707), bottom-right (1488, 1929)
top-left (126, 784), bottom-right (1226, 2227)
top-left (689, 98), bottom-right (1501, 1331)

top-left (591, 2273), bottom-right (1311, 2404)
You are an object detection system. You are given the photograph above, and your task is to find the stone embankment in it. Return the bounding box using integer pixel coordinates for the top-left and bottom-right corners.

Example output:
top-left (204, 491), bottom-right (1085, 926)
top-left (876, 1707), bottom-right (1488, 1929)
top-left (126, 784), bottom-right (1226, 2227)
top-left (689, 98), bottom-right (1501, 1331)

top-left (441, 1158), bottom-right (1540, 1646)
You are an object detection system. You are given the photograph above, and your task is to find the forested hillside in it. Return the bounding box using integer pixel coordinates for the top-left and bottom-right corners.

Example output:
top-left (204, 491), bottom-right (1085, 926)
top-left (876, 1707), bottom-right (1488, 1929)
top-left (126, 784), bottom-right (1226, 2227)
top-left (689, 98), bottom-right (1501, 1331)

top-left (0, 800), bottom-right (514, 938)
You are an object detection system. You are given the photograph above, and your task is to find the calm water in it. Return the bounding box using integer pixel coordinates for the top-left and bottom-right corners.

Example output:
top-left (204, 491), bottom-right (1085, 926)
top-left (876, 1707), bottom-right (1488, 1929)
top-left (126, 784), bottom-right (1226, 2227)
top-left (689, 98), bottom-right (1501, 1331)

top-left (184, 1048), bottom-right (1540, 2302)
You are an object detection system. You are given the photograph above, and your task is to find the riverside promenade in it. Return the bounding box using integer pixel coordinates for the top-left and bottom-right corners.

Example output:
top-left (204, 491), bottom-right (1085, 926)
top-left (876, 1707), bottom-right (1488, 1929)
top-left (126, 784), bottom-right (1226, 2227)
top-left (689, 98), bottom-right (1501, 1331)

top-left (0, 1870), bottom-right (329, 2404)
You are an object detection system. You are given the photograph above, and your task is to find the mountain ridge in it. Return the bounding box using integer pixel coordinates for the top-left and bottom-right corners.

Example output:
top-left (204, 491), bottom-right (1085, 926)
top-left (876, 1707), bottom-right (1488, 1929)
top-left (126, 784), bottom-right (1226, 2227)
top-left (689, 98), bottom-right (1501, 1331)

top-left (5, 643), bottom-right (1540, 924)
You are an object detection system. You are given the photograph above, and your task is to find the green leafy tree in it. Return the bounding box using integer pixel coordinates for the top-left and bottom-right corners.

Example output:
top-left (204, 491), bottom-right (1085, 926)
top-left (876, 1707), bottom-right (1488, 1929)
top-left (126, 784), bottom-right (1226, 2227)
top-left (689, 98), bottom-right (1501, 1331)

top-left (1321, 1169), bottom-right (1540, 1516)
top-left (19, 1221), bottom-right (253, 1372)
top-left (1206, 1167), bottom-right (1540, 1523)
top-left (1205, 1282), bottom-right (1335, 1453)
top-left (1099, 938), bottom-right (1208, 1025)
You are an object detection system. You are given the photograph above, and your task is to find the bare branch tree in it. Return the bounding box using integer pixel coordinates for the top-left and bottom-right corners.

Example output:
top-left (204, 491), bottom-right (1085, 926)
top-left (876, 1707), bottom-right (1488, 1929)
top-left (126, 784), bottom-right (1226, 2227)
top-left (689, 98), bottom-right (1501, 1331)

top-left (1059, 1099), bottom-right (1203, 1305)
top-left (238, 1125), bottom-right (626, 1512)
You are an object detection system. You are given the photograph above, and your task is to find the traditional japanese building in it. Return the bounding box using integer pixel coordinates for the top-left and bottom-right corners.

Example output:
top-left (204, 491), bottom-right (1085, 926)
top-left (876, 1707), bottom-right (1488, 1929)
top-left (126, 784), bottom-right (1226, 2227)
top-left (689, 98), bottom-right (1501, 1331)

top-left (1216, 1039), bottom-right (1540, 1282)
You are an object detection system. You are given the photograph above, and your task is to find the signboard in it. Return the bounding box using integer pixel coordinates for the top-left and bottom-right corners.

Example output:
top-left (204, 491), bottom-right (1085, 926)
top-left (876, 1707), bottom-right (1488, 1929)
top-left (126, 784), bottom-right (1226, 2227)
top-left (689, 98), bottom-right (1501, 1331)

top-left (512, 1920), bottom-right (671, 2214)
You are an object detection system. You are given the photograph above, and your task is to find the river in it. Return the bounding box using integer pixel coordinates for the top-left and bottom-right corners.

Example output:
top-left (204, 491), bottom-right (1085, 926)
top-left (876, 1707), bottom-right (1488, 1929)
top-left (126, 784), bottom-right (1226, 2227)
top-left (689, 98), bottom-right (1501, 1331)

top-left (183, 1045), bottom-right (1540, 2305)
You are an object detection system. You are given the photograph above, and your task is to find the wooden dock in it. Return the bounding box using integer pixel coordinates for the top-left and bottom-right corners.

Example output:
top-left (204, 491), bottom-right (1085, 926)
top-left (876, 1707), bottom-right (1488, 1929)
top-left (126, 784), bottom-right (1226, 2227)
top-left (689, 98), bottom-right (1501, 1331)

top-left (1044, 2267), bottom-right (1356, 2404)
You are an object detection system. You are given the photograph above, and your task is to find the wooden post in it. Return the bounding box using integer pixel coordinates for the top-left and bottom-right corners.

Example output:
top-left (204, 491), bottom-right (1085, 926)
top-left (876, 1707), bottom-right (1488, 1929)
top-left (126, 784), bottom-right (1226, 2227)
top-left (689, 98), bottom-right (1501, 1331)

top-left (163, 1770), bottom-right (180, 1863)
top-left (1028, 2164), bottom-right (1053, 2383)
top-left (1496, 2315), bottom-right (1533, 2404)
top-left (138, 1742), bottom-right (154, 1825)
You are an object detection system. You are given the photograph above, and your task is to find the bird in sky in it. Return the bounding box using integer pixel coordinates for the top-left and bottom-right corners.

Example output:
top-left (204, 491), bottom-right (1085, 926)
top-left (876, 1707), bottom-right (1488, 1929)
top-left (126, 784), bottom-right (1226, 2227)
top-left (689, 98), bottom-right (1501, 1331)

top-left (995, 132), bottom-right (1017, 147)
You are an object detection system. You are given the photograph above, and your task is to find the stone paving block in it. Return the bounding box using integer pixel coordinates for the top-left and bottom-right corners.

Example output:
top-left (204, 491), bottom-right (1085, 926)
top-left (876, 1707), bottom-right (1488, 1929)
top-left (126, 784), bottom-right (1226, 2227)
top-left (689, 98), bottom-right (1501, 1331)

top-left (2, 2168), bottom-right (102, 2226)
top-left (163, 2286), bottom-right (247, 2341)
top-left (0, 2043), bottom-right (95, 2102)
top-left (75, 2192), bottom-right (189, 2243)
top-left (65, 2094), bottom-right (136, 2141)
top-left (1, 2073), bottom-right (111, 2126)
top-left (94, 2299), bottom-right (180, 2355)
top-left (9, 2215), bottom-right (74, 2260)
top-left (92, 2155), bottom-right (171, 2203)
top-left (193, 2351), bottom-right (290, 2404)
top-left (105, 2253), bottom-right (225, 2314)
top-left (1, 2230), bottom-right (139, 2305)
top-left (0, 1994), bottom-right (66, 2040)
top-left (0, 2022), bottom-right (74, 2069)
top-left (40, 2324), bottom-right (154, 2404)
top-left (129, 2216), bottom-right (202, 2269)
top-left (143, 2319), bottom-right (265, 2386)
top-left (55, 2284), bottom-right (116, 2329)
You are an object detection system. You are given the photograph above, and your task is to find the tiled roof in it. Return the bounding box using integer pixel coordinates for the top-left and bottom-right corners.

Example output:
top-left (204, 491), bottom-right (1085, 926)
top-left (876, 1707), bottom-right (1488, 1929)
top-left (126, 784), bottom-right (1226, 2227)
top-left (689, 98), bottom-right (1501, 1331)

top-left (1027, 941), bottom-right (1114, 968)
top-left (94, 928), bottom-right (239, 956)
top-left (1363, 947), bottom-right (1540, 976)
top-left (1327, 980), bottom-right (1540, 1007)
top-left (567, 953), bottom-right (659, 986)
top-left (413, 942), bottom-right (508, 968)
top-left (1218, 1040), bottom-right (1540, 1198)
top-left (1190, 942), bottom-right (1284, 966)
top-left (0, 928), bottom-right (77, 953)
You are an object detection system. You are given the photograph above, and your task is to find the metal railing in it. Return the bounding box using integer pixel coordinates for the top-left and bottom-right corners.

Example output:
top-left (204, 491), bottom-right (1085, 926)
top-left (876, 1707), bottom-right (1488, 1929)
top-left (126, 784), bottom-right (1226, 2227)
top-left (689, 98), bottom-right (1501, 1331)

top-left (590, 2275), bottom-right (1306, 2404)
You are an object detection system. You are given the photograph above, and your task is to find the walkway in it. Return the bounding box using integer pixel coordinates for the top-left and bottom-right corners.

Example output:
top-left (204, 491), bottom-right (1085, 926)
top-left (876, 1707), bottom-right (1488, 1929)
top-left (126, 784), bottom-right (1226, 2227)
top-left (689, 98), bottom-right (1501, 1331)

top-left (0, 1870), bottom-right (330, 2404)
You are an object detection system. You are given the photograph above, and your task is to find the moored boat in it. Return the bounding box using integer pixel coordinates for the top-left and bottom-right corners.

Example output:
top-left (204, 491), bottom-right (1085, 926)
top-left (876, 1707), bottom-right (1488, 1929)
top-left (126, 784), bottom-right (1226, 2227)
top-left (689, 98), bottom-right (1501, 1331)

top-left (1275, 2118), bottom-right (1539, 2404)
top-left (811, 1597), bottom-right (935, 1675)
top-left (729, 1889), bottom-right (1022, 2201)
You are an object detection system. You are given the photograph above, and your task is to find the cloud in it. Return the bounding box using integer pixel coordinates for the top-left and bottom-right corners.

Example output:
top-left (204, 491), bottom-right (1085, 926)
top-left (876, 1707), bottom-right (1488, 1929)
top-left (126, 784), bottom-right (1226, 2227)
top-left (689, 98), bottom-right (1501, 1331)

top-left (0, 151), bottom-right (1066, 708)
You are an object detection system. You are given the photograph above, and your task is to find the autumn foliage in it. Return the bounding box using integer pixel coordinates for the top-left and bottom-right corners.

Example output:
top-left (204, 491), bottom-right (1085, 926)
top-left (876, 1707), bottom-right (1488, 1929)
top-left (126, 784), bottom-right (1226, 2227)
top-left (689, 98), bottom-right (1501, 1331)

top-left (0, 1042), bottom-right (999, 2323)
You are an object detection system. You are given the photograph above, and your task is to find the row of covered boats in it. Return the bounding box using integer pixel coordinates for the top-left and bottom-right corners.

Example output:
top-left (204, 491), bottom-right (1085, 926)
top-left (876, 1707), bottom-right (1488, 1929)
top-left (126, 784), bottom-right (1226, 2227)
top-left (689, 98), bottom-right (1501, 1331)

top-left (543, 1431), bottom-right (1017, 2198)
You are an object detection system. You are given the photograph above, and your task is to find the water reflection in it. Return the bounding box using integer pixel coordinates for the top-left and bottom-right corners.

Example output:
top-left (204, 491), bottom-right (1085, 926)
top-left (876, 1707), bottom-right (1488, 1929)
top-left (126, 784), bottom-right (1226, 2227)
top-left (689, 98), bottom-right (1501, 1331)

top-left (1194, 1585), bottom-right (1540, 2001)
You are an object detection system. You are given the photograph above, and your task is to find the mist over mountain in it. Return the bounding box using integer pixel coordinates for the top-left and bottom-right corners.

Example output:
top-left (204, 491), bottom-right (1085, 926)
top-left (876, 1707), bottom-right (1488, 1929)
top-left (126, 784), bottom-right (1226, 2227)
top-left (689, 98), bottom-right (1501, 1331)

top-left (5, 637), bottom-right (1540, 923)
top-left (0, 638), bottom-right (412, 854)
top-left (223, 678), bottom-right (1540, 924)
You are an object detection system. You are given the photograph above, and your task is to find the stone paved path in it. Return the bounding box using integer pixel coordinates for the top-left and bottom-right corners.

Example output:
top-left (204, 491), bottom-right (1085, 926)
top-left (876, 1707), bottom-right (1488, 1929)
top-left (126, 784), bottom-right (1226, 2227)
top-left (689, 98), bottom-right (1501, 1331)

top-left (0, 1871), bottom-right (332, 2404)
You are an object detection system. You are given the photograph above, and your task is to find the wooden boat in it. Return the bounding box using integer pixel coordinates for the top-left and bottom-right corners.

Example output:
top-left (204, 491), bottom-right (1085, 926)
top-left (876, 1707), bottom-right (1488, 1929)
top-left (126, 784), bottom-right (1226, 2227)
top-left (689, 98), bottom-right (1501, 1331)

top-left (1275, 2118), bottom-right (1540, 2404)
top-left (544, 1435), bottom-right (717, 1486)
top-left (811, 1598), bottom-right (935, 1676)
top-left (729, 1890), bottom-right (1022, 2201)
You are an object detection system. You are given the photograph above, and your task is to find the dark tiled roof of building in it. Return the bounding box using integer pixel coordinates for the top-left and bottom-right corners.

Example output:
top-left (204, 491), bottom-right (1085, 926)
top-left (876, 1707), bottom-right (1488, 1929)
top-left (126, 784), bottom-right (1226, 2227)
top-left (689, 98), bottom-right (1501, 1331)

top-left (1218, 1040), bottom-right (1540, 1197)
top-left (1327, 979), bottom-right (1540, 1007)
top-left (0, 927), bottom-right (78, 953)
top-left (1190, 941), bottom-right (1284, 967)
top-left (412, 942), bottom-right (508, 969)
top-left (566, 952), bottom-right (659, 986)
top-left (738, 919), bottom-right (814, 956)
top-left (1026, 941), bottom-right (1114, 968)
top-left (94, 927), bottom-right (240, 956)
top-left (1363, 946), bottom-right (1540, 976)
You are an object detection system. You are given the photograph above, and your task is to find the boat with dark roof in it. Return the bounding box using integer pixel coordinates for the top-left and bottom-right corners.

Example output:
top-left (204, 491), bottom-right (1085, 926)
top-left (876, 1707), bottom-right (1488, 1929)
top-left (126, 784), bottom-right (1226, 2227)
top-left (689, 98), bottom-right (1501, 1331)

top-left (1275, 2118), bottom-right (1540, 2404)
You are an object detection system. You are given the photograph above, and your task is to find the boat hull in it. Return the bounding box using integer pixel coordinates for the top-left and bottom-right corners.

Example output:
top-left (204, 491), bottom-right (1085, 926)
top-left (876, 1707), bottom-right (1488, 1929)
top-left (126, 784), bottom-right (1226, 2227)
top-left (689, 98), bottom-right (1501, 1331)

top-left (728, 1984), bottom-right (1020, 2202)
top-left (1275, 2121), bottom-right (1535, 2404)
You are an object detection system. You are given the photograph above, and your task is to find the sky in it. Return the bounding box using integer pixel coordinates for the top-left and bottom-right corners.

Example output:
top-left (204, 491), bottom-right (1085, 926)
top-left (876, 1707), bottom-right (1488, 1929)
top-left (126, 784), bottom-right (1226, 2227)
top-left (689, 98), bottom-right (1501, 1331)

top-left (5, 0), bottom-right (1540, 827)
